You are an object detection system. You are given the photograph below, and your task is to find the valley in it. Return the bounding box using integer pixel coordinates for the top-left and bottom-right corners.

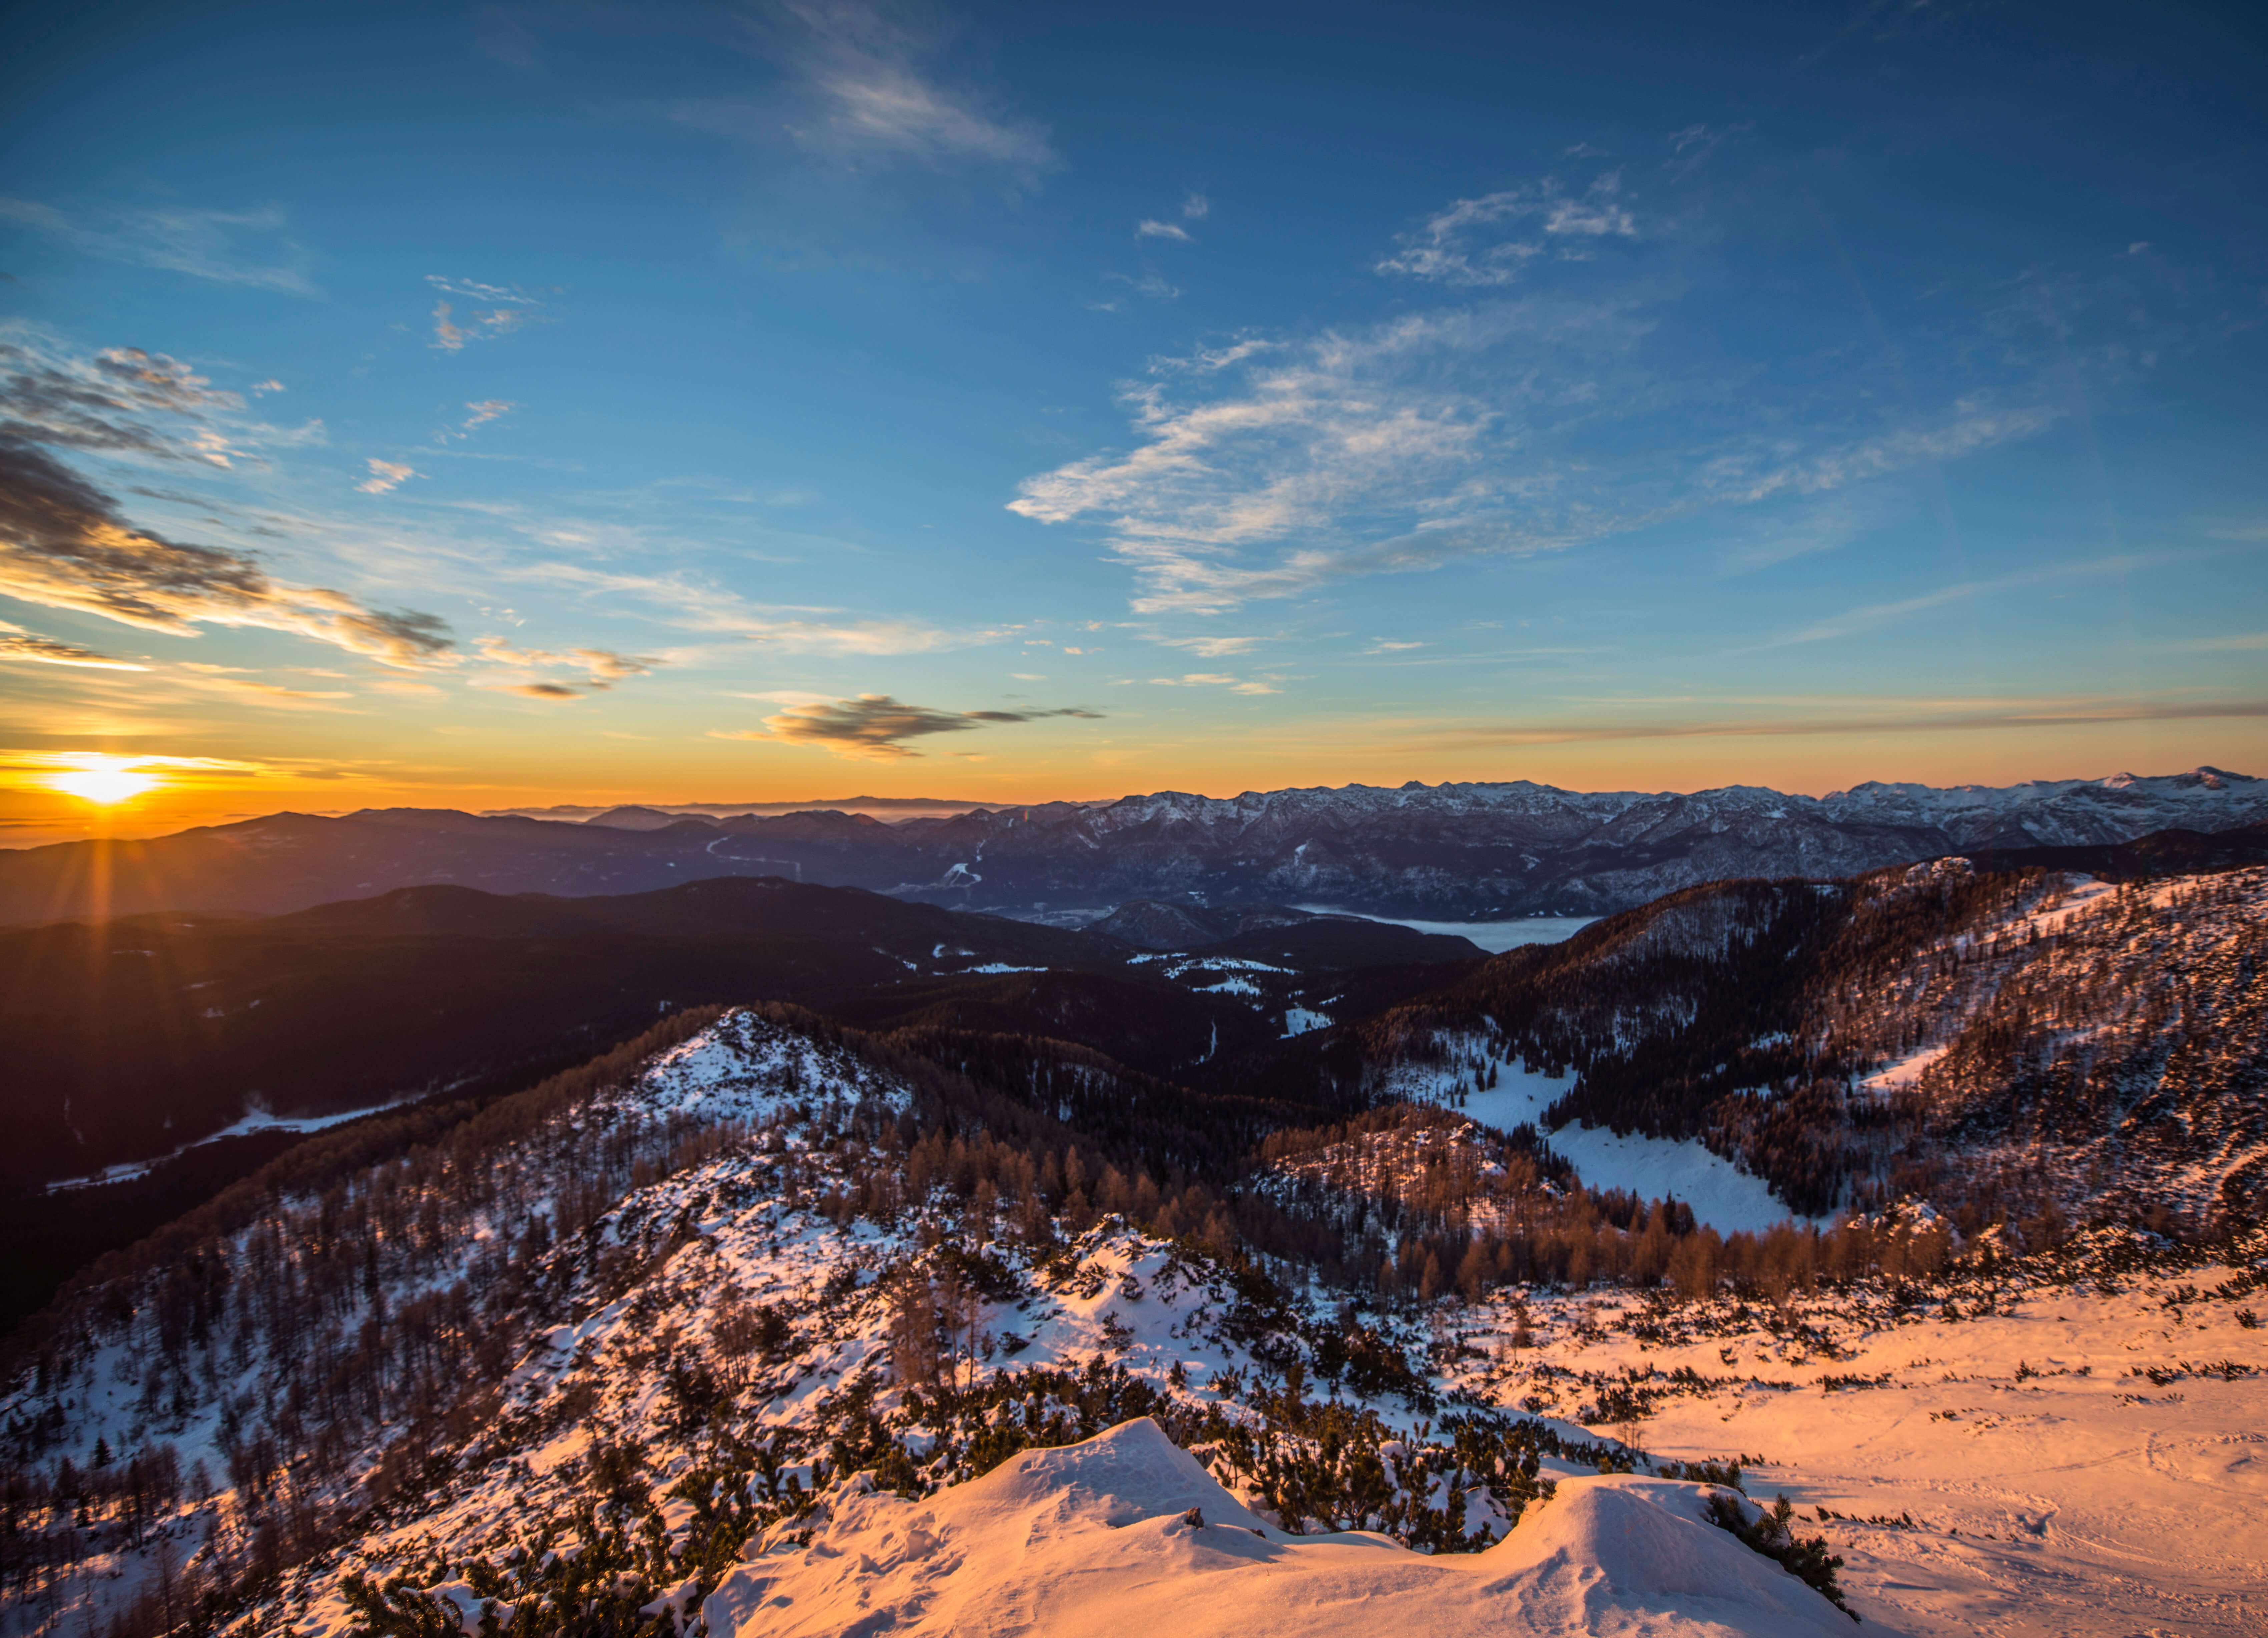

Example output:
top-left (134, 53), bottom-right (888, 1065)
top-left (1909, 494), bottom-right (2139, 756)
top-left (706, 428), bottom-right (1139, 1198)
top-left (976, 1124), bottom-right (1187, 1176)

top-left (1, 820), bottom-right (2263, 1638)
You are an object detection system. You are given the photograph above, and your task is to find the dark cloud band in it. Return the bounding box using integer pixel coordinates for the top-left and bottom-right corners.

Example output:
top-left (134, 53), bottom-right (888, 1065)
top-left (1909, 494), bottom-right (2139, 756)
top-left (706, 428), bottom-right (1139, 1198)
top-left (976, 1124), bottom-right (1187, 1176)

top-left (730, 693), bottom-right (1102, 759)
top-left (0, 335), bottom-right (458, 667)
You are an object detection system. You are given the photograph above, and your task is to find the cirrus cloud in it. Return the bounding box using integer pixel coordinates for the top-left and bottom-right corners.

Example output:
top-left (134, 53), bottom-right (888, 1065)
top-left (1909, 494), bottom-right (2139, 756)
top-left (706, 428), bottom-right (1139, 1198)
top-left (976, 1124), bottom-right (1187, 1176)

top-left (1012, 161), bottom-right (2070, 617)
top-left (0, 198), bottom-right (315, 293)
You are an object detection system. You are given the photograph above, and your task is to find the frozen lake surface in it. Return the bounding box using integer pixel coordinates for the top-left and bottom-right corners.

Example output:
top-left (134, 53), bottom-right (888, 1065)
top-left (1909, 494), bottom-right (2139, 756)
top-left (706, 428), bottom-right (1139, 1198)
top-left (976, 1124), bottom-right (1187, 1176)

top-left (1295, 909), bottom-right (1597, 954)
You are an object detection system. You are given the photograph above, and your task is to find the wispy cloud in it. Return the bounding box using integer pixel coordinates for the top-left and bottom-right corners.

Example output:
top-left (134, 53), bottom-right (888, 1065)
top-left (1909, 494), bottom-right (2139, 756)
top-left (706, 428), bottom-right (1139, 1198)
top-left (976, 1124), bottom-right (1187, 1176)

top-left (175, 668), bottom-right (357, 709)
top-left (435, 399), bottom-right (516, 444)
top-left (1137, 219), bottom-right (1192, 241)
top-left (425, 279), bottom-right (542, 352)
top-left (1182, 193), bottom-right (1210, 220)
top-left (1013, 163), bottom-right (2071, 617)
top-left (475, 635), bottom-right (659, 693)
top-left (1123, 670), bottom-right (1277, 694)
top-left (1, 331), bottom-right (245, 461)
top-left (1109, 269), bottom-right (1180, 300)
top-left (425, 276), bottom-right (543, 307)
top-left (719, 692), bottom-right (1101, 759)
top-left (1010, 299), bottom-right (1614, 613)
top-left (1770, 555), bottom-right (2160, 646)
top-left (1156, 633), bottom-right (1262, 658)
top-left (430, 302), bottom-right (530, 352)
top-left (0, 438), bottom-right (454, 663)
top-left (0, 198), bottom-right (314, 293)
top-left (357, 459), bottom-right (419, 495)
top-left (0, 619), bottom-right (147, 670)
top-left (519, 560), bottom-right (966, 655)
top-left (671, 0), bottom-right (1055, 186)
top-left (1375, 171), bottom-right (1635, 287)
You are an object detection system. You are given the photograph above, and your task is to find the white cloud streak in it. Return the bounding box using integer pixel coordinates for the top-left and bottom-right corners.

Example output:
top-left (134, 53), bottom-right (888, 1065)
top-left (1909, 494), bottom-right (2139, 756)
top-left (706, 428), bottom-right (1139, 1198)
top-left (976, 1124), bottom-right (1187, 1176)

top-left (1375, 172), bottom-right (1635, 287)
top-left (673, 1), bottom-right (1055, 184)
top-left (520, 560), bottom-right (972, 655)
top-left (1770, 555), bottom-right (2165, 646)
top-left (0, 199), bottom-right (315, 293)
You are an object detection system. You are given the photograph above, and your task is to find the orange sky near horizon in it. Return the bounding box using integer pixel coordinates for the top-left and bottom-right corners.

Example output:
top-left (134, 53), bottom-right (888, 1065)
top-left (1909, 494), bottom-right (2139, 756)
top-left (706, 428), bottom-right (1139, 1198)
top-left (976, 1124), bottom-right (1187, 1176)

top-left (8, 712), bottom-right (2262, 850)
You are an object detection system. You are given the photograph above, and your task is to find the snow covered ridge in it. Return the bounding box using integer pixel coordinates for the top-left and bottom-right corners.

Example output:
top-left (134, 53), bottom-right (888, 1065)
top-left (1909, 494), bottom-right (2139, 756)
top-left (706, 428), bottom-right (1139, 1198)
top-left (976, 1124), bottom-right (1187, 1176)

top-left (906, 765), bottom-right (2268, 919)
top-left (698, 1418), bottom-right (1857, 1637)
top-left (604, 1009), bottom-right (913, 1127)
top-left (1080, 765), bottom-right (2267, 844)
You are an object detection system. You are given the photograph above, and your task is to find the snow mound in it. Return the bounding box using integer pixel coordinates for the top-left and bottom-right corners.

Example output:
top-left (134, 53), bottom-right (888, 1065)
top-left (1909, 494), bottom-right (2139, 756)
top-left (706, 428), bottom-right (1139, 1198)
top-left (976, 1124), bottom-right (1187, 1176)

top-left (702, 1419), bottom-right (1863, 1637)
top-left (1475, 1478), bottom-right (1858, 1635)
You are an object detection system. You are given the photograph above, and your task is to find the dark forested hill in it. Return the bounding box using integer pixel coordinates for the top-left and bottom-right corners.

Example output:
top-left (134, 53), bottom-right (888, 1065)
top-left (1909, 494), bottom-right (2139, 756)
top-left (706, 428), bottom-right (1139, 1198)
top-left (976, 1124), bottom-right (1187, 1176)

top-left (1337, 859), bottom-right (2268, 1228)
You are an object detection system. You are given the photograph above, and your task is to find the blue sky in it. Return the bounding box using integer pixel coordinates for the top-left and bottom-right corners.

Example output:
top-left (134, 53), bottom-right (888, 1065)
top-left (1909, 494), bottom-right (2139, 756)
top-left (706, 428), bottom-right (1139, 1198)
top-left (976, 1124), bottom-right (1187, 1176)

top-left (2, 0), bottom-right (2264, 836)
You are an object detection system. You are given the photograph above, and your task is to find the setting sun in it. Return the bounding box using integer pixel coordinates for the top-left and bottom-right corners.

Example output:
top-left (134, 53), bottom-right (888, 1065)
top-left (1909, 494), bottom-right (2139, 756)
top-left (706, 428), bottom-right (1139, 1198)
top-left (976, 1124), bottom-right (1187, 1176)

top-left (50, 763), bottom-right (158, 805)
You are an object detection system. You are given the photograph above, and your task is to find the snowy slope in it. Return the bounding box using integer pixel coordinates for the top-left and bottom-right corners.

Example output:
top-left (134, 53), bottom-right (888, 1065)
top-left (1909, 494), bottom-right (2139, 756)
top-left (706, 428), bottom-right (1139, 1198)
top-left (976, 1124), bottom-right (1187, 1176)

top-left (7, 1004), bottom-right (2262, 1638)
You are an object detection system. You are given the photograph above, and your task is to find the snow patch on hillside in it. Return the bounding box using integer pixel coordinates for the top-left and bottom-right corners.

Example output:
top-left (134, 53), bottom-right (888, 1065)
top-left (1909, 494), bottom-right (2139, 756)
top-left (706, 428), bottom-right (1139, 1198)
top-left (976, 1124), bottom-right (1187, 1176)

top-left (1395, 1053), bottom-right (1813, 1232)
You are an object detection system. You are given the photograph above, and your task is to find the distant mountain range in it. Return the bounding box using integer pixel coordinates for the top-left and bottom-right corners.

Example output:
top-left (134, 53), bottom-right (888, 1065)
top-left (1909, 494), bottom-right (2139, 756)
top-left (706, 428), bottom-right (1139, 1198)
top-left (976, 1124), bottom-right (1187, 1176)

top-left (4, 767), bottom-right (2263, 926)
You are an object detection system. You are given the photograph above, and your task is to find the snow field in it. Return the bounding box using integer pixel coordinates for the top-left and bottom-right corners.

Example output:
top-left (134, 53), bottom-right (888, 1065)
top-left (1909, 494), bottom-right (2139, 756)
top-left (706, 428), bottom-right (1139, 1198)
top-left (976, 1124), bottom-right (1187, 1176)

top-left (1446, 1259), bottom-right (2268, 1637)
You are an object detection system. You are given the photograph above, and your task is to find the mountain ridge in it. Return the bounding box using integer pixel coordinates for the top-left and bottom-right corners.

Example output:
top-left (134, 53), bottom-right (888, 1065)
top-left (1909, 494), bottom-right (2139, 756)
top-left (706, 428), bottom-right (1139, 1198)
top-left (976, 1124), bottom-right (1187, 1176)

top-left (5, 767), bottom-right (2261, 926)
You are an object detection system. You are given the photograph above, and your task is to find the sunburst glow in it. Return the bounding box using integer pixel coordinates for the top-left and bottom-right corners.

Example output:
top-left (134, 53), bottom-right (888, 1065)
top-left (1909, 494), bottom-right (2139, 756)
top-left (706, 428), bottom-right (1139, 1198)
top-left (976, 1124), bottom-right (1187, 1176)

top-left (51, 764), bottom-right (159, 804)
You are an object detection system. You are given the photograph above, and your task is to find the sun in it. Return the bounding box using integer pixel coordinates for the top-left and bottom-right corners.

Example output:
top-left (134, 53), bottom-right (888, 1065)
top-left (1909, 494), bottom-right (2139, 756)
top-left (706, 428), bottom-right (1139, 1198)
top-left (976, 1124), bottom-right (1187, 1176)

top-left (51, 764), bottom-right (159, 805)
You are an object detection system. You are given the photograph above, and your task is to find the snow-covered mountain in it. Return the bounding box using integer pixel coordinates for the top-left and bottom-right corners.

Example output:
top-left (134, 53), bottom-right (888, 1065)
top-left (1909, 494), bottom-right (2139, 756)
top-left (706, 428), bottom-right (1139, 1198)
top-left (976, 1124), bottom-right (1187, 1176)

top-left (4, 767), bottom-right (2261, 926)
